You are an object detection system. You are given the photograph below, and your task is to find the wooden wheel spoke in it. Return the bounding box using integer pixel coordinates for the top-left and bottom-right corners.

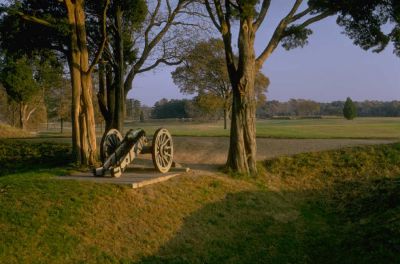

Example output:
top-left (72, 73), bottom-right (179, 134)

top-left (101, 129), bottom-right (122, 163)
top-left (161, 138), bottom-right (171, 148)
top-left (151, 128), bottom-right (173, 173)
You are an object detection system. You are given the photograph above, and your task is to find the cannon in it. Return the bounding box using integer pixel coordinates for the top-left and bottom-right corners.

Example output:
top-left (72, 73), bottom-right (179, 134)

top-left (94, 128), bottom-right (173, 177)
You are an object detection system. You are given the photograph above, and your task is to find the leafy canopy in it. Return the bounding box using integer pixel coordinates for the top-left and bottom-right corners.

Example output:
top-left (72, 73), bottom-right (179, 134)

top-left (310, 0), bottom-right (400, 56)
top-left (0, 56), bottom-right (40, 103)
top-left (343, 97), bottom-right (357, 120)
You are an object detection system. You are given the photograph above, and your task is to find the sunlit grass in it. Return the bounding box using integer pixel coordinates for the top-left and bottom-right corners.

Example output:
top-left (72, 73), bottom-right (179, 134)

top-left (0, 142), bottom-right (399, 263)
top-left (126, 117), bottom-right (400, 139)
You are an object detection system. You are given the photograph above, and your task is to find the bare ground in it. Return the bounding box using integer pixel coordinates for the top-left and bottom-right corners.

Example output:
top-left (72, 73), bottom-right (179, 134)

top-left (170, 137), bottom-right (396, 170)
top-left (13, 136), bottom-right (396, 172)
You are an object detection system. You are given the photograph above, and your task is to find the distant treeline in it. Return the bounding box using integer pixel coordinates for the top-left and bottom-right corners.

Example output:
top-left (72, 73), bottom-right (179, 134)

top-left (132, 98), bottom-right (400, 120)
top-left (257, 99), bottom-right (400, 118)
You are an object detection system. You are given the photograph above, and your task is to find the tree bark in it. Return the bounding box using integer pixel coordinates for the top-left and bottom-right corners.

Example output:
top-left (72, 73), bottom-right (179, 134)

top-left (66, 0), bottom-right (97, 166)
top-left (226, 19), bottom-right (258, 175)
top-left (113, 5), bottom-right (125, 132)
top-left (223, 108), bottom-right (228, 130)
top-left (19, 103), bottom-right (27, 130)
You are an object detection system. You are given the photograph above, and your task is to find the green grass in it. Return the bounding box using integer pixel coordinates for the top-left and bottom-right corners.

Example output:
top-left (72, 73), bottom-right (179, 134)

top-left (0, 140), bottom-right (72, 176)
top-left (0, 141), bottom-right (399, 263)
top-left (35, 117), bottom-right (400, 140)
top-left (123, 117), bottom-right (400, 139)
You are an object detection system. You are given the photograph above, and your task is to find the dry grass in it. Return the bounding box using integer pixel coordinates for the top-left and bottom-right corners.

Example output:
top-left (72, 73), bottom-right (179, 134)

top-left (1, 142), bottom-right (399, 263)
top-left (0, 123), bottom-right (32, 138)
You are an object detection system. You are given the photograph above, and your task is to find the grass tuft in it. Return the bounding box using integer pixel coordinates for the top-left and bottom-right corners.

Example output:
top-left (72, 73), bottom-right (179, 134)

top-left (0, 123), bottom-right (32, 138)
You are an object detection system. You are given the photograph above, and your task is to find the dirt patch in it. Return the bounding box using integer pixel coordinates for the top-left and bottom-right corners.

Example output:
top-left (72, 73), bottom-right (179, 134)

top-left (171, 137), bottom-right (396, 169)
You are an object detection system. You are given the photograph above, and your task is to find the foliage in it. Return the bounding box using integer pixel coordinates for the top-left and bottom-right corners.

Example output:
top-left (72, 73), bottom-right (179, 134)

top-left (310, 0), bottom-right (400, 56)
top-left (0, 140), bottom-right (72, 176)
top-left (0, 1), bottom-right (69, 57)
top-left (257, 99), bottom-right (400, 118)
top-left (343, 97), bottom-right (357, 120)
top-left (151, 98), bottom-right (193, 119)
top-left (172, 38), bottom-right (269, 122)
top-left (139, 110), bottom-right (145, 122)
top-left (0, 56), bottom-right (40, 104)
top-left (173, 38), bottom-right (269, 104)
top-left (126, 99), bottom-right (142, 120)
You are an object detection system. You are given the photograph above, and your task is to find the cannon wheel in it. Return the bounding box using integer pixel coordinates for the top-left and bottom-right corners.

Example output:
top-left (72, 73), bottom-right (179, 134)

top-left (100, 129), bottom-right (123, 163)
top-left (152, 128), bottom-right (173, 173)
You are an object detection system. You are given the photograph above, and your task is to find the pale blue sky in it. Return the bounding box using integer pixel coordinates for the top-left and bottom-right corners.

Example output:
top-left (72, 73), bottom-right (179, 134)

top-left (130, 2), bottom-right (400, 106)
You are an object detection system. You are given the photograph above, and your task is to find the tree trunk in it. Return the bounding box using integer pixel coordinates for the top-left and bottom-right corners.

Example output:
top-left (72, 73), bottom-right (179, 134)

top-left (105, 63), bottom-right (116, 131)
top-left (223, 108), bottom-right (228, 130)
top-left (19, 103), bottom-right (27, 130)
top-left (66, 0), bottom-right (97, 166)
top-left (226, 19), bottom-right (257, 175)
top-left (113, 5), bottom-right (125, 132)
top-left (97, 60), bottom-right (113, 132)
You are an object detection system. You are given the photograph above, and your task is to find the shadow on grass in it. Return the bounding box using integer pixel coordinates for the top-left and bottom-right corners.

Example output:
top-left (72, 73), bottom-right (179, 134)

top-left (0, 140), bottom-right (72, 176)
top-left (135, 178), bottom-right (400, 264)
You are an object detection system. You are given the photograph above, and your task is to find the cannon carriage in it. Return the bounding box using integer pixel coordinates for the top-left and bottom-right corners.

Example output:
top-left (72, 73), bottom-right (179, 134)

top-left (94, 128), bottom-right (173, 177)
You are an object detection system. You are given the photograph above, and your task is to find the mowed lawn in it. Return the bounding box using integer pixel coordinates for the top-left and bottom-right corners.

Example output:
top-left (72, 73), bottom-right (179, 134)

top-left (123, 117), bottom-right (400, 139)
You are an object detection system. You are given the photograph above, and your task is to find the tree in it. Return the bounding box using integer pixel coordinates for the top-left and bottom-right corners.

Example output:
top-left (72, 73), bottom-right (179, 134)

top-left (97, 0), bottom-right (198, 132)
top-left (151, 98), bottom-right (192, 119)
top-left (172, 38), bottom-right (269, 129)
top-left (139, 110), bottom-right (145, 122)
top-left (0, 0), bottom-right (110, 165)
top-left (126, 99), bottom-right (142, 120)
top-left (311, 0), bottom-right (400, 56)
top-left (202, 1), bottom-right (337, 174)
top-left (93, 0), bottom-right (147, 131)
top-left (0, 56), bottom-right (40, 130)
top-left (343, 97), bottom-right (357, 120)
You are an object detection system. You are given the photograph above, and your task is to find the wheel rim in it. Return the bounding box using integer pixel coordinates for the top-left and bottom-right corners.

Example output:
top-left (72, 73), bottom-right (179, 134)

top-left (100, 129), bottom-right (123, 163)
top-left (152, 128), bottom-right (173, 173)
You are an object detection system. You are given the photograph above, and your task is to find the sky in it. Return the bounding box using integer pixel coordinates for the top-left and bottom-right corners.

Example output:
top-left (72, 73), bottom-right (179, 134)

top-left (129, 1), bottom-right (400, 106)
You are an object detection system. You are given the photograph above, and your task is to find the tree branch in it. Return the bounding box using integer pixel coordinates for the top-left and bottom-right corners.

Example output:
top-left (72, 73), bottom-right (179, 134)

top-left (87, 0), bottom-right (110, 74)
top-left (16, 11), bottom-right (55, 28)
top-left (290, 7), bottom-right (312, 23)
top-left (125, 0), bottom-right (187, 94)
top-left (253, 0), bottom-right (271, 31)
top-left (136, 58), bottom-right (182, 74)
top-left (292, 11), bottom-right (334, 30)
top-left (205, 0), bottom-right (221, 31)
top-left (256, 0), bottom-right (304, 67)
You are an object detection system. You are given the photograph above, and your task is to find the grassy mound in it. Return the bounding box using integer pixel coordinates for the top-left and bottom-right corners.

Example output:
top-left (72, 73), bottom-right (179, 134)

top-left (0, 140), bottom-right (72, 176)
top-left (264, 143), bottom-right (400, 263)
top-left (0, 123), bottom-right (32, 138)
top-left (0, 142), bottom-right (399, 263)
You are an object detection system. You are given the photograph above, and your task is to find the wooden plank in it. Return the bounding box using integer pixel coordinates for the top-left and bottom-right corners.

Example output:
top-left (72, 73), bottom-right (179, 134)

top-left (131, 173), bottom-right (180, 189)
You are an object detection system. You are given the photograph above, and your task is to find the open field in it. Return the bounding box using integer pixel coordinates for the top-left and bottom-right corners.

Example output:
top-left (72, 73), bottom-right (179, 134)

top-left (34, 117), bottom-right (400, 140)
top-left (125, 117), bottom-right (400, 139)
top-left (0, 141), bottom-right (399, 263)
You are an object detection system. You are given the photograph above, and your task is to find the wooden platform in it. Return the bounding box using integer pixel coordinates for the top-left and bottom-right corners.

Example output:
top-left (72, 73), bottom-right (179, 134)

top-left (59, 159), bottom-right (188, 189)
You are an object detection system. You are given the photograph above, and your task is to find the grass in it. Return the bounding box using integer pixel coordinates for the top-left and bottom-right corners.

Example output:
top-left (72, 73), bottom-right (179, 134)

top-left (0, 140), bottom-right (72, 176)
top-left (0, 123), bottom-right (32, 138)
top-left (0, 141), bottom-right (399, 263)
top-left (34, 117), bottom-right (400, 140)
top-left (125, 117), bottom-right (400, 139)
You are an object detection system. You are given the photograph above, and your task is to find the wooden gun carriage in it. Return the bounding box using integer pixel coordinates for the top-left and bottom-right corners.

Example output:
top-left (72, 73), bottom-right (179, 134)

top-left (94, 128), bottom-right (173, 177)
